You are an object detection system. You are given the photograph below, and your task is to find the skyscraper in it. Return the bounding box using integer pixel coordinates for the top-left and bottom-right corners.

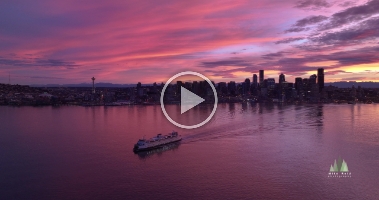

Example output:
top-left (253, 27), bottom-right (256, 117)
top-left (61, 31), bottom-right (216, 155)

top-left (228, 81), bottom-right (236, 95)
top-left (279, 73), bottom-right (285, 84)
top-left (317, 68), bottom-right (324, 92)
top-left (309, 74), bottom-right (317, 85)
top-left (309, 74), bottom-right (319, 102)
top-left (217, 82), bottom-right (227, 95)
top-left (244, 78), bottom-right (251, 94)
top-left (176, 81), bottom-right (183, 96)
top-left (192, 81), bottom-right (199, 95)
top-left (295, 77), bottom-right (303, 91)
top-left (259, 70), bottom-right (264, 85)
top-left (136, 82), bottom-right (142, 97)
top-left (244, 78), bottom-right (251, 88)
top-left (267, 78), bottom-right (275, 89)
top-left (252, 74), bottom-right (258, 88)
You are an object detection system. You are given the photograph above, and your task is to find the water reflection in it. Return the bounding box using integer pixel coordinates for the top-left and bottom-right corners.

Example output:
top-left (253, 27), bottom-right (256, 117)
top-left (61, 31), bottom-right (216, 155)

top-left (228, 103), bottom-right (235, 118)
top-left (241, 102), bottom-right (247, 112)
top-left (134, 142), bottom-right (181, 160)
top-left (257, 103), bottom-right (275, 114)
top-left (0, 105), bottom-right (378, 199)
top-left (306, 105), bottom-right (324, 127)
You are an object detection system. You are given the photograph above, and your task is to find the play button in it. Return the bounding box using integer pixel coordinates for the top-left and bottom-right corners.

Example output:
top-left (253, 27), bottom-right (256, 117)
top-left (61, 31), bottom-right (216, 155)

top-left (160, 71), bottom-right (218, 129)
top-left (181, 87), bottom-right (204, 114)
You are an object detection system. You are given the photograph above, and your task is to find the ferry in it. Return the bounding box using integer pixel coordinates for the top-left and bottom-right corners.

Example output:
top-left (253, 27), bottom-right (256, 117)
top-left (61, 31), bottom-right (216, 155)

top-left (133, 131), bottom-right (182, 152)
top-left (135, 142), bottom-right (181, 159)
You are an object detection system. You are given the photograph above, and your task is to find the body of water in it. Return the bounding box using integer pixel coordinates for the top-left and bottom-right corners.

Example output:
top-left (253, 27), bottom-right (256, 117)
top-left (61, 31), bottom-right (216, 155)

top-left (0, 103), bottom-right (378, 199)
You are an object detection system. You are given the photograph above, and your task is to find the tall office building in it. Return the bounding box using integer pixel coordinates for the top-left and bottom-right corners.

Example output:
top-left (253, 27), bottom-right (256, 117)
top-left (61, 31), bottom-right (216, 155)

top-left (184, 82), bottom-right (192, 90)
top-left (192, 81), bottom-right (199, 95)
top-left (244, 78), bottom-right (251, 89)
top-left (259, 70), bottom-right (264, 85)
top-left (228, 81), bottom-right (236, 95)
top-left (244, 78), bottom-right (251, 94)
top-left (218, 82), bottom-right (227, 95)
top-left (302, 78), bottom-right (309, 92)
top-left (176, 81), bottom-right (183, 96)
top-left (309, 74), bottom-right (317, 85)
top-left (267, 78), bottom-right (275, 89)
top-left (317, 68), bottom-right (324, 92)
top-left (252, 74), bottom-right (258, 88)
top-left (279, 73), bottom-right (285, 84)
top-left (309, 74), bottom-right (319, 102)
top-left (136, 82), bottom-right (143, 97)
top-left (295, 77), bottom-right (303, 91)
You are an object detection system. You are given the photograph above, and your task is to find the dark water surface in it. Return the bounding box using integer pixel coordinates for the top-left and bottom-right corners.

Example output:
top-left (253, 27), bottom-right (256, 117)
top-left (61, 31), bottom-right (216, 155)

top-left (0, 104), bottom-right (378, 199)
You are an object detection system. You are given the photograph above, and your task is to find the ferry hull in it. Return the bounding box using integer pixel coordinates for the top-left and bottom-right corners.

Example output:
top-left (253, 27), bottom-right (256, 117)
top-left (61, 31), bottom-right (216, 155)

top-left (133, 138), bottom-right (182, 152)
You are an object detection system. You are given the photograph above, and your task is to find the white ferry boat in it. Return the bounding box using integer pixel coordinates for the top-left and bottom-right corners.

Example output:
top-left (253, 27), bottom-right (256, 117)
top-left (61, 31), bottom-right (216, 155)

top-left (133, 131), bottom-right (182, 152)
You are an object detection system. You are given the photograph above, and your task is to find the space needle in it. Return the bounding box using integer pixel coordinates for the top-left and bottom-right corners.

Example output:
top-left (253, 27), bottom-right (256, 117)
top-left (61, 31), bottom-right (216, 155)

top-left (91, 77), bottom-right (96, 94)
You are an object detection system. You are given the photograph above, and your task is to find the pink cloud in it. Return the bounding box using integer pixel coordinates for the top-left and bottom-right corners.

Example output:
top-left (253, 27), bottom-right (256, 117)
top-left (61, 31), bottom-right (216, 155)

top-left (0, 0), bottom-right (377, 84)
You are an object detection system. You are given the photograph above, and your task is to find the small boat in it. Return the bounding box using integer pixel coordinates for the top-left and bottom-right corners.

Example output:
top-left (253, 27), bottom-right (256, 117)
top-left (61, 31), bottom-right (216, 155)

top-left (133, 131), bottom-right (182, 152)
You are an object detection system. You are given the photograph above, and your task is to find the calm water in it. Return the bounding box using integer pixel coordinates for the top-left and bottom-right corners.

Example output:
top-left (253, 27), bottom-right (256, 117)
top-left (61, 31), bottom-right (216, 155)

top-left (0, 103), bottom-right (379, 199)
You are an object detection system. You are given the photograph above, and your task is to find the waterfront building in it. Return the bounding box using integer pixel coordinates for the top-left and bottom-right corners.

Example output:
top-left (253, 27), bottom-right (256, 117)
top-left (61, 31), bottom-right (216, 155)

top-left (279, 73), bottom-right (285, 84)
top-left (244, 78), bottom-right (251, 94)
top-left (228, 81), bottom-right (237, 95)
top-left (317, 68), bottom-right (324, 93)
top-left (176, 81), bottom-right (183, 96)
top-left (252, 74), bottom-right (258, 88)
top-left (218, 82), bottom-right (227, 95)
top-left (295, 77), bottom-right (303, 91)
top-left (267, 78), bottom-right (275, 89)
top-left (259, 70), bottom-right (264, 85)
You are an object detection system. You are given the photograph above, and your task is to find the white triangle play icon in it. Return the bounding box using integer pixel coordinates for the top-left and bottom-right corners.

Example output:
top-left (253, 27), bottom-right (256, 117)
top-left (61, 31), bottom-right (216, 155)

top-left (181, 87), bottom-right (205, 114)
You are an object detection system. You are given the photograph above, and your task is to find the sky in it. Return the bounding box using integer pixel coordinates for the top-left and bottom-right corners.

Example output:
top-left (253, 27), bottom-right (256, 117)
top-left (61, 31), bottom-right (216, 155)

top-left (0, 0), bottom-right (379, 85)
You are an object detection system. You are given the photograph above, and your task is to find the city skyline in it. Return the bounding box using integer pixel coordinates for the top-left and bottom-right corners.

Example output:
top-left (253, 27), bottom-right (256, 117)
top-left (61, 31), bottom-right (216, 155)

top-left (1, 0), bottom-right (379, 85)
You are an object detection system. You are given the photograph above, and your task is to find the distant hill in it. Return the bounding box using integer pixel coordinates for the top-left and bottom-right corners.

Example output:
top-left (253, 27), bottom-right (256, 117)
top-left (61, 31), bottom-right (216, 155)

top-left (326, 82), bottom-right (379, 88)
top-left (29, 81), bottom-right (379, 88)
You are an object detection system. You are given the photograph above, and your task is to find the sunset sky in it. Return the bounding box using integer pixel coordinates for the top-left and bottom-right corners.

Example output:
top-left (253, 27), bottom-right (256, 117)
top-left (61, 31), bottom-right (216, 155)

top-left (1, 0), bottom-right (379, 85)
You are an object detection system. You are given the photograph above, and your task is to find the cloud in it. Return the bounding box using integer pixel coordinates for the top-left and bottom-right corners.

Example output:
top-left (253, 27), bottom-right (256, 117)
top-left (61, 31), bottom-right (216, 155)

top-left (325, 70), bottom-right (352, 75)
top-left (201, 59), bottom-right (252, 68)
top-left (318, 0), bottom-right (379, 31)
top-left (326, 46), bottom-right (379, 66)
top-left (293, 15), bottom-right (329, 27)
top-left (284, 46), bottom-right (379, 69)
top-left (294, 0), bottom-right (332, 10)
top-left (311, 17), bottom-right (379, 46)
top-left (30, 76), bottom-right (67, 79)
top-left (204, 70), bottom-right (238, 78)
top-left (285, 27), bottom-right (311, 33)
top-left (0, 0), bottom-right (377, 84)
top-left (275, 37), bottom-right (305, 44)
top-left (338, 1), bottom-right (356, 7)
top-left (199, 44), bottom-right (379, 82)
top-left (285, 15), bottom-right (328, 33)
top-left (341, 76), bottom-right (368, 81)
top-left (261, 52), bottom-right (287, 60)
top-left (0, 57), bottom-right (80, 69)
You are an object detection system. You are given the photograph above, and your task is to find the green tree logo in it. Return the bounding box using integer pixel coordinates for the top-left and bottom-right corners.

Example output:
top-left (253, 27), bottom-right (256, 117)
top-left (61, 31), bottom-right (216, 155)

top-left (329, 157), bottom-right (351, 178)
top-left (330, 157), bottom-right (349, 172)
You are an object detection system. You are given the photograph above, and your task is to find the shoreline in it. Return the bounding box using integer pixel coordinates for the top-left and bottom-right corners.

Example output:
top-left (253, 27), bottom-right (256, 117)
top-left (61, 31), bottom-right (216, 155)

top-left (0, 101), bottom-right (375, 108)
